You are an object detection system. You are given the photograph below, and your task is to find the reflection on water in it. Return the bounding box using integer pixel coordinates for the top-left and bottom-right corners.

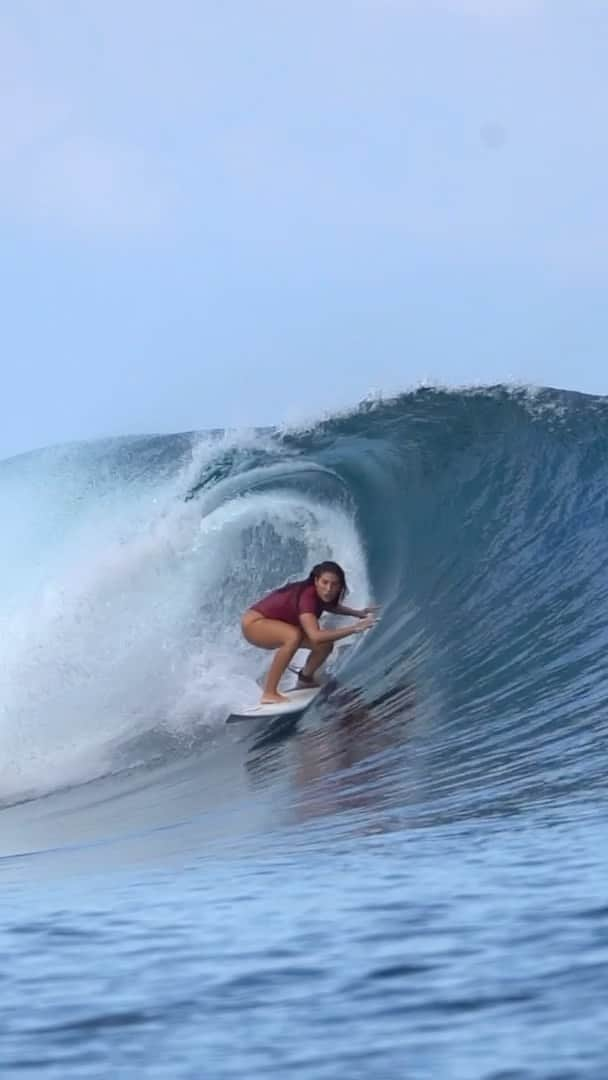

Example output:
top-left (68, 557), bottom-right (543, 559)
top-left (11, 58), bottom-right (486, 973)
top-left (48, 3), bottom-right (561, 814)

top-left (245, 679), bottom-right (419, 828)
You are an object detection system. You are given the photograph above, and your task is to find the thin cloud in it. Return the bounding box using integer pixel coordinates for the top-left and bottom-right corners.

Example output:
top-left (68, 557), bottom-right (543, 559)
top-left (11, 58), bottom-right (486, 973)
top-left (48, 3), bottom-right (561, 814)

top-left (366, 0), bottom-right (544, 15)
top-left (0, 19), bottom-right (172, 235)
top-left (24, 136), bottom-right (168, 232)
top-left (442, 0), bottom-right (543, 13)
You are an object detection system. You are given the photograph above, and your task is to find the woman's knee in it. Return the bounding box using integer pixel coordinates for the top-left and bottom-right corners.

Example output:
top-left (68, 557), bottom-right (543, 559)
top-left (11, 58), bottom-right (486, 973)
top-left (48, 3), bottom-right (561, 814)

top-left (284, 627), bottom-right (303, 650)
top-left (304, 639), bottom-right (333, 654)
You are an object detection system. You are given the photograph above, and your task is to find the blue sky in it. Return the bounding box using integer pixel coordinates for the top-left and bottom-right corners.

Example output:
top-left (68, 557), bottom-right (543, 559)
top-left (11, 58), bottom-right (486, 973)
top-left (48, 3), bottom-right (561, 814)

top-left (2, 0), bottom-right (607, 459)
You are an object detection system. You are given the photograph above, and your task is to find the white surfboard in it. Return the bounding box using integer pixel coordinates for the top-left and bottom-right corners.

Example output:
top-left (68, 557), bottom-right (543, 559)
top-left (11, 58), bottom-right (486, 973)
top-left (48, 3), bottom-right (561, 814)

top-left (226, 687), bottom-right (321, 724)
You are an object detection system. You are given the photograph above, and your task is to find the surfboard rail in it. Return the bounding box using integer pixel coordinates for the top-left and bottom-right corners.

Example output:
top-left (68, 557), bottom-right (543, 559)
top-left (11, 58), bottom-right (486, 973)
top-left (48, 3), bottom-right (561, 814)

top-left (226, 687), bottom-right (320, 724)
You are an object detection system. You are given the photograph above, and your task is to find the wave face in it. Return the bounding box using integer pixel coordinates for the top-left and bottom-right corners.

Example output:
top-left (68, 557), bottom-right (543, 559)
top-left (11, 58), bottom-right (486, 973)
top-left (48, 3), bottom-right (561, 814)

top-left (3, 385), bottom-right (608, 1079)
top-left (2, 384), bottom-right (608, 812)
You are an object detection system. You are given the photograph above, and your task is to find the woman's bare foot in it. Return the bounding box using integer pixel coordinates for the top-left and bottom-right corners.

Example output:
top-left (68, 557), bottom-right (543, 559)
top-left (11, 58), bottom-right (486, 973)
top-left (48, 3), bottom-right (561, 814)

top-left (260, 691), bottom-right (290, 705)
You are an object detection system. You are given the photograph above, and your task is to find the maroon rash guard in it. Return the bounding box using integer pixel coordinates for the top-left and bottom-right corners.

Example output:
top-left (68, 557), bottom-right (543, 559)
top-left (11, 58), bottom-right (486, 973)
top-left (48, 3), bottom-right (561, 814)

top-left (251, 582), bottom-right (328, 627)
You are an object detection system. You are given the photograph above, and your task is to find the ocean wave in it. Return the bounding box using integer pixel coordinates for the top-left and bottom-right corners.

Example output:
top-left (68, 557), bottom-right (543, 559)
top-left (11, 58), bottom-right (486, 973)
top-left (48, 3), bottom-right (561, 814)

top-left (2, 384), bottom-right (607, 828)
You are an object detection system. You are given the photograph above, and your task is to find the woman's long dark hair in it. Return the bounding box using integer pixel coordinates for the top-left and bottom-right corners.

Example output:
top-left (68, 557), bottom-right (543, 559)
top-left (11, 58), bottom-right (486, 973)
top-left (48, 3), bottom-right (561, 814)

top-left (276, 561), bottom-right (348, 605)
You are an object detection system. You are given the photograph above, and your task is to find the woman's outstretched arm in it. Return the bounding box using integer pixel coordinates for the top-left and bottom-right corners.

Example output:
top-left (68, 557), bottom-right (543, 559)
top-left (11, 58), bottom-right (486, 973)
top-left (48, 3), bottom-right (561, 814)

top-left (299, 612), bottom-right (375, 645)
top-left (326, 602), bottom-right (381, 618)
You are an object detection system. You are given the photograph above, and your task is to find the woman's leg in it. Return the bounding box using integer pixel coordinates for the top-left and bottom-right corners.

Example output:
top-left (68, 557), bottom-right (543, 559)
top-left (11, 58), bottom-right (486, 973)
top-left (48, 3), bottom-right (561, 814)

top-left (242, 611), bottom-right (303, 703)
top-left (298, 637), bottom-right (334, 683)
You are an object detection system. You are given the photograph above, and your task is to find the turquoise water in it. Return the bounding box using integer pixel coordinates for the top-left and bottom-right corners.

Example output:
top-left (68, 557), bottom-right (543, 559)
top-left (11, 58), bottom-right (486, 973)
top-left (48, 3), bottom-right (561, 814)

top-left (2, 386), bottom-right (608, 1077)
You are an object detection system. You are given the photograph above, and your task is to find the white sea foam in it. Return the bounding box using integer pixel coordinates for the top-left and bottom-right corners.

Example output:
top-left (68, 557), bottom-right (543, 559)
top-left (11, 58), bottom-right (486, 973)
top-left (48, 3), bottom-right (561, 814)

top-left (0, 432), bottom-right (370, 802)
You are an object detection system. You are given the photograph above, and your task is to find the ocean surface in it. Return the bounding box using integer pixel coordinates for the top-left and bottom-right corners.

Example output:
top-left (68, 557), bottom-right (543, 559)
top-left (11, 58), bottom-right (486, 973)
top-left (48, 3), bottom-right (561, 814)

top-left (2, 386), bottom-right (608, 1079)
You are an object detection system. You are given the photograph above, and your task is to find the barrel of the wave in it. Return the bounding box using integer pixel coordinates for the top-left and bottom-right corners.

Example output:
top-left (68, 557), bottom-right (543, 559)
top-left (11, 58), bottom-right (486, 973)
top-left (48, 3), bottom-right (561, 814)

top-left (230, 561), bottom-right (379, 724)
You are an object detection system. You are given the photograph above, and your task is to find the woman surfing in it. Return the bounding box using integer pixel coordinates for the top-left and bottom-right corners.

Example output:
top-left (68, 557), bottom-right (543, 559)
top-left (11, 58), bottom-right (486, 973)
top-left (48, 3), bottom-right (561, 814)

top-left (241, 561), bottom-right (377, 705)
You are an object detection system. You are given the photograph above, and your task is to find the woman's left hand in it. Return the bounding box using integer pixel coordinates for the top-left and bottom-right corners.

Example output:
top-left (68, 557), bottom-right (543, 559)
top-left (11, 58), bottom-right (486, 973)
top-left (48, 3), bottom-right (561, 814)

top-left (359, 604), bottom-right (381, 618)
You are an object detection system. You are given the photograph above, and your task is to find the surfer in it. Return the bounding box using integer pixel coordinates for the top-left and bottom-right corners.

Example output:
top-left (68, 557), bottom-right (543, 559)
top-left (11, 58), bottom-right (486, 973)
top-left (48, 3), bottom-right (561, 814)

top-left (241, 561), bottom-right (378, 705)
